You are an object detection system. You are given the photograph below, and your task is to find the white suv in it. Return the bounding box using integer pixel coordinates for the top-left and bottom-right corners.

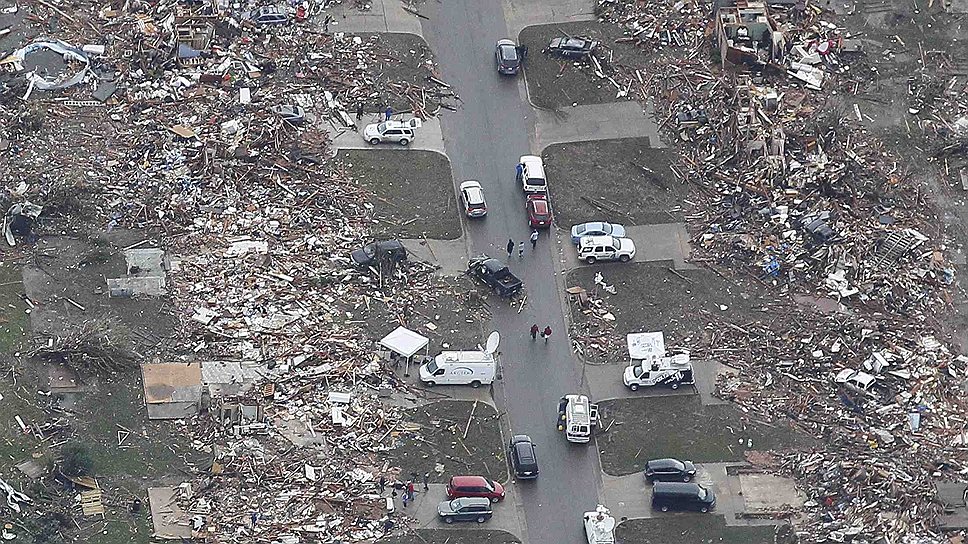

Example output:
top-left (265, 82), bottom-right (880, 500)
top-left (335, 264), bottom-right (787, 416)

top-left (364, 120), bottom-right (417, 146)
top-left (578, 235), bottom-right (636, 264)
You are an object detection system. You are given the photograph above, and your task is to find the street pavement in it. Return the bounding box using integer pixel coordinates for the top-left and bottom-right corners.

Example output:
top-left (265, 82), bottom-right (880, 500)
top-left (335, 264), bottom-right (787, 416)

top-left (419, 1), bottom-right (604, 543)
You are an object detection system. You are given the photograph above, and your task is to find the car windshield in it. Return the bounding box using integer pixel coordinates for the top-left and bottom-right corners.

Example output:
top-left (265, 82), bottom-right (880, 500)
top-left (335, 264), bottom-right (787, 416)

top-left (376, 122), bottom-right (387, 132)
top-left (482, 480), bottom-right (495, 492)
top-left (500, 45), bottom-right (518, 60)
top-left (613, 238), bottom-right (622, 250)
top-left (425, 360), bottom-right (439, 374)
top-left (530, 177), bottom-right (546, 186)
top-left (566, 38), bottom-right (585, 48)
top-left (632, 365), bottom-right (644, 378)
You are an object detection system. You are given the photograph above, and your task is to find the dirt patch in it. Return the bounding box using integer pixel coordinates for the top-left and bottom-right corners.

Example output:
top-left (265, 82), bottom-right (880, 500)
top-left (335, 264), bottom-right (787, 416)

top-left (389, 400), bottom-right (506, 483)
top-left (542, 139), bottom-right (684, 228)
top-left (340, 149), bottom-right (461, 240)
top-left (616, 516), bottom-right (783, 544)
top-left (384, 529), bottom-right (520, 544)
top-left (566, 263), bottom-right (766, 363)
top-left (519, 21), bottom-right (653, 110)
top-left (350, 274), bottom-right (486, 353)
top-left (598, 396), bottom-right (813, 475)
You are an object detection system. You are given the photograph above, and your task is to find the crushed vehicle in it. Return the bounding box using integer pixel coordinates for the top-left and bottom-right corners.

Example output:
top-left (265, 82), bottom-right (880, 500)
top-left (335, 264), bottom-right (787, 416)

top-left (547, 37), bottom-right (598, 58)
top-left (350, 240), bottom-right (407, 267)
top-left (467, 255), bottom-right (523, 297)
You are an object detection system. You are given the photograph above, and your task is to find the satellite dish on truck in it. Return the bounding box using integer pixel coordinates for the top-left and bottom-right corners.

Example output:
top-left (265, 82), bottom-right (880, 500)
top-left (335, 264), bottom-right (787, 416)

top-left (485, 331), bottom-right (500, 355)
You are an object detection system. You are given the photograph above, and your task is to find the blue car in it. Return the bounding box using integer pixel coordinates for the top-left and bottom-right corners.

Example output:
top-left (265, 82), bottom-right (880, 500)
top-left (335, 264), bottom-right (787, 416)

top-left (570, 222), bottom-right (627, 244)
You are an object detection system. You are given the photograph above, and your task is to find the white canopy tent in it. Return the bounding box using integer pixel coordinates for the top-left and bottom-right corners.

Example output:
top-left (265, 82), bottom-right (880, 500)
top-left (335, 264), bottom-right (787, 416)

top-left (379, 326), bottom-right (430, 377)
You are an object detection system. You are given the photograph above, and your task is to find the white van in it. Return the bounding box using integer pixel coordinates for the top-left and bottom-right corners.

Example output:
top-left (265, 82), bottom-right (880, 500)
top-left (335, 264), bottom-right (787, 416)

top-left (419, 351), bottom-right (495, 387)
top-left (518, 155), bottom-right (547, 193)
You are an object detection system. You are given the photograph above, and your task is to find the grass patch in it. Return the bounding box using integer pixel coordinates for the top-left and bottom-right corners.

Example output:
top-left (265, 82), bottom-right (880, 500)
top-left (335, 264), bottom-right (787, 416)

top-left (389, 400), bottom-right (506, 484)
top-left (598, 396), bottom-right (812, 475)
top-left (82, 514), bottom-right (153, 544)
top-left (0, 261), bottom-right (28, 353)
top-left (616, 515), bottom-right (782, 544)
top-left (543, 139), bottom-right (682, 227)
top-left (341, 149), bottom-right (461, 240)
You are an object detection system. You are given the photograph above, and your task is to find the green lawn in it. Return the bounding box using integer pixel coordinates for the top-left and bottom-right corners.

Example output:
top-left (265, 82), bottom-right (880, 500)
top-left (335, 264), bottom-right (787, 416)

top-left (617, 516), bottom-right (783, 544)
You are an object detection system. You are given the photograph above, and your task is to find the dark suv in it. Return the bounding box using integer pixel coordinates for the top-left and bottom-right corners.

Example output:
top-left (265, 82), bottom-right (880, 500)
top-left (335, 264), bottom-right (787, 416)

top-left (437, 497), bottom-right (493, 524)
top-left (644, 458), bottom-right (696, 482)
top-left (508, 435), bottom-right (538, 479)
top-left (651, 482), bottom-right (716, 513)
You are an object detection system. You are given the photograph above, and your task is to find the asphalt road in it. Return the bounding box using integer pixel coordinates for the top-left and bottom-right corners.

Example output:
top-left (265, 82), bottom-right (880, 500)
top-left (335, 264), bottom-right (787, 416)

top-left (420, 2), bottom-right (604, 543)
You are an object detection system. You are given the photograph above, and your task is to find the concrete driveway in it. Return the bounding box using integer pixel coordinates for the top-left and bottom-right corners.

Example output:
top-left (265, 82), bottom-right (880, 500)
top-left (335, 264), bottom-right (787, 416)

top-left (557, 223), bottom-right (693, 270)
top-left (532, 101), bottom-right (666, 152)
top-left (405, 483), bottom-right (525, 537)
top-left (327, 116), bottom-right (446, 155)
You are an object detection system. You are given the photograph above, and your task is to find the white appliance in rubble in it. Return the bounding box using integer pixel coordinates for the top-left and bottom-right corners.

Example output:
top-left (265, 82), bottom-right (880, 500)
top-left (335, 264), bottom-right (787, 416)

top-left (583, 504), bottom-right (615, 544)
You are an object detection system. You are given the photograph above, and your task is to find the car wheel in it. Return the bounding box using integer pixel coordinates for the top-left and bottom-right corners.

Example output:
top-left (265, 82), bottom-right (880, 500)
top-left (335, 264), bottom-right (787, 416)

top-left (477, 516), bottom-right (486, 523)
top-left (471, 380), bottom-right (482, 389)
top-left (426, 381), bottom-right (436, 387)
top-left (619, 254), bottom-right (630, 262)
top-left (683, 475), bottom-right (691, 482)
top-left (661, 505), bottom-right (669, 512)
top-left (399, 138), bottom-right (410, 146)
top-left (585, 256), bottom-right (596, 264)
top-left (700, 506), bottom-right (709, 513)
top-left (369, 138), bottom-right (380, 145)
top-left (444, 517), bottom-right (454, 524)
top-left (490, 496), bottom-right (500, 503)
top-left (629, 384), bottom-right (639, 391)
top-left (671, 383), bottom-right (679, 390)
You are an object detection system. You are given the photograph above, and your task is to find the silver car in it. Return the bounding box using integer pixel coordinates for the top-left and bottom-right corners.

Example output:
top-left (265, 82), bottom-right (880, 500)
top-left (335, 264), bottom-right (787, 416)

top-left (570, 221), bottom-right (627, 244)
top-left (363, 121), bottom-right (415, 146)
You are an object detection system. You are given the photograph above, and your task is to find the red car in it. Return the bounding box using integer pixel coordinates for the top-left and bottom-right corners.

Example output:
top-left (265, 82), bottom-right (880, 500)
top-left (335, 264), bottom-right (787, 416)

top-left (526, 194), bottom-right (552, 228)
top-left (446, 475), bottom-right (506, 503)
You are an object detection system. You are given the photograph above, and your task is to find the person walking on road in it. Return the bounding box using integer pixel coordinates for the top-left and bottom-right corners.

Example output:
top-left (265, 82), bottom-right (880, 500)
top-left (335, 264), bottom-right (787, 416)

top-left (506, 239), bottom-right (514, 259)
top-left (518, 241), bottom-right (525, 259)
top-left (530, 323), bottom-right (539, 340)
top-left (422, 472), bottom-right (430, 491)
top-left (530, 230), bottom-right (539, 250)
top-left (356, 102), bottom-right (365, 121)
top-left (541, 326), bottom-right (552, 343)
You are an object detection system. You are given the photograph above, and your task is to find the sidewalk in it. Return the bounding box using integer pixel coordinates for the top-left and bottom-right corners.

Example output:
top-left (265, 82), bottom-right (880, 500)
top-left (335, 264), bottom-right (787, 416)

top-left (323, 0), bottom-right (423, 35)
top-left (532, 101), bottom-right (666, 152)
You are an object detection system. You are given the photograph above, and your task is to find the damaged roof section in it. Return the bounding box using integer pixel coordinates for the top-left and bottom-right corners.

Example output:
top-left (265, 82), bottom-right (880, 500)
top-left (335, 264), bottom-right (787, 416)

top-left (715, 0), bottom-right (785, 68)
top-left (0, 39), bottom-right (94, 94)
top-left (141, 363), bottom-right (202, 420)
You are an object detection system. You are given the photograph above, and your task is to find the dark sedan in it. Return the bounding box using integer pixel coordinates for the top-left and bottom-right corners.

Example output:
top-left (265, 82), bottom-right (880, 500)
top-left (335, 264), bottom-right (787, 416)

top-left (644, 458), bottom-right (697, 482)
top-left (350, 240), bottom-right (407, 267)
top-left (495, 39), bottom-right (521, 75)
top-left (547, 37), bottom-right (598, 58)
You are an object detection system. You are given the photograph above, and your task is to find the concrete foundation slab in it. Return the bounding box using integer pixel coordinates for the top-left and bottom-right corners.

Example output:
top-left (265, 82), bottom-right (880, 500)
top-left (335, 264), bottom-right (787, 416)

top-left (738, 473), bottom-right (803, 514)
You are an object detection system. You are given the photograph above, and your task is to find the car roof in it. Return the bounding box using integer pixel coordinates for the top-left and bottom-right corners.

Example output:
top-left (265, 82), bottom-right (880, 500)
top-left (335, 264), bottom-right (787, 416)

top-left (514, 441), bottom-right (536, 461)
top-left (511, 434), bottom-right (532, 444)
top-left (530, 199), bottom-right (549, 214)
top-left (451, 475), bottom-right (489, 486)
top-left (496, 39), bottom-right (515, 46)
top-left (579, 235), bottom-right (616, 246)
top-left (465, 187), bottom-right (485, 204)
top-left (653, 482), bottom-right (702, 494)
top-left (455, 497), bottom-right (492, 507)
top-left (648, 458), bottom-right (684, 470)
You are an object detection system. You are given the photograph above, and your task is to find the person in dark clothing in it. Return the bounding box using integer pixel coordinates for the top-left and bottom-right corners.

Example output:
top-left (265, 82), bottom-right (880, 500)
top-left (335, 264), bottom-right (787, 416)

top-left (506, 239), bottom-right (514, 259)
top-left (422, 472), bottom-right (430, 490)
top-left (378, 475), bottom-right (386, 493)
top-left (356, 102), bottom-right (364, 120)
top-left (541, 326), bottom-right (552, 343)
top-left (530, 323), bottom-right (539, 340)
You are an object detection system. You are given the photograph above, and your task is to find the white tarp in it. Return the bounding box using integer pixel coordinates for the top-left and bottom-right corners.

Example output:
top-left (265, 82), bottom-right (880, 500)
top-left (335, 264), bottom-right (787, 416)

top-left (379, 326), bottom-right (428, 358)
top-left (627, 332), bottom-right (665, 361)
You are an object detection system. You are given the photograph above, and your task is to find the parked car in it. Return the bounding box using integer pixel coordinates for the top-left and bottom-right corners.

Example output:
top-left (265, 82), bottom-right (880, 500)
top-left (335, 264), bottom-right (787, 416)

top-left (517, 155), bottom-right (547, 193)
top-left (577, 235), bottom-right (635, 264)
top-left (494, 39), bottom-right (521, 75)
top-left (644, 458), bottom-right (697, 482)
top-left (467, 255), bottom-right (523, 297)
top-left (651, 482), bottom-right (715, 513)
top-left (526, 194), bottom-right (552, 228)
top-left (246, 6), bottom-right (289, 24)
top-left (570, 222), bottom-right (627, 245)
top-left (437, 497), bottom-right (493, 524)
top-left (459, 180), bottom-right (488, 218)
top-left (272, 104), bottom-right (306, 125)
top-left (547, 37), bottom-right (598, 58)
top-left (363, 120), bottom-right (415, 146)
top-left (508, 435), bottom-right (539, 479)
top-left (350, 240), bottom-right (407, 267)
top-left (446, 475), bottom-right (505, 502)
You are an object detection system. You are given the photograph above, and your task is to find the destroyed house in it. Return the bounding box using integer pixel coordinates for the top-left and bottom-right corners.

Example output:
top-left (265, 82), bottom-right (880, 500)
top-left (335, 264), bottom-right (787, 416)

top-left (716, 1), bottom-right (785, 67)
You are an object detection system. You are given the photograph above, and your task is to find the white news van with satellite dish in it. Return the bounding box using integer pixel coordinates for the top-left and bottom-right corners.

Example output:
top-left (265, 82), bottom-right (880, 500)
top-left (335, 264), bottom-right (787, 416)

top-left (583, 505), bottom-right (615, 544)
top-left (419, 331), bottom-right (500, 388)
top-left (622, 332), bottom-right (694, 391)
top-left (557, 394), bottom-right (598, 443)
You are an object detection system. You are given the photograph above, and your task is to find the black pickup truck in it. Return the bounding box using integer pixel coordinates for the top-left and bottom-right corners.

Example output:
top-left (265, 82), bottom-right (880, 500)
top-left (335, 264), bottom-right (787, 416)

top-left (467, 255), bottom-right (523, 297)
